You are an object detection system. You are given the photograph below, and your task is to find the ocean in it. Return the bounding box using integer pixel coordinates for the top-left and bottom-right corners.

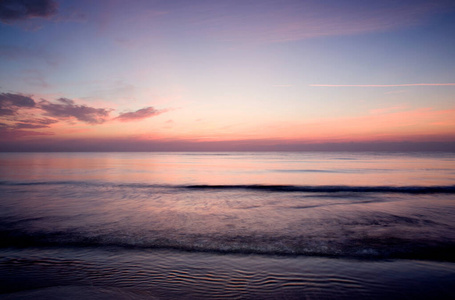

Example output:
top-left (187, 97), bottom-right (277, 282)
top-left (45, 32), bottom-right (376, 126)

top-left (0, 152), bottom-right (454, 299)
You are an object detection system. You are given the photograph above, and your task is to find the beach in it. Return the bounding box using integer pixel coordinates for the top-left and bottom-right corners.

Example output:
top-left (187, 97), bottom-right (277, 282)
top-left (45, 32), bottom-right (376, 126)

top-left (1, 152), bottom-right (454, 299)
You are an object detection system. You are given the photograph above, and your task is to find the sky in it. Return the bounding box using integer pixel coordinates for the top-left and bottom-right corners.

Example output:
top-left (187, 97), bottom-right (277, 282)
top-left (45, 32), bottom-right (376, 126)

top-left (1, 0), bottom-right (455, 151)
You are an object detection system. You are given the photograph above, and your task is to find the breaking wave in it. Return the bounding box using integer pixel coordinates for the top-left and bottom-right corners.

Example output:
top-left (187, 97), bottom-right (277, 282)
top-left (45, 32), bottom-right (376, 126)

top-left (1, 224), bottom-right (454, 262)
top-left (1, 180), bottom-right (455, 194)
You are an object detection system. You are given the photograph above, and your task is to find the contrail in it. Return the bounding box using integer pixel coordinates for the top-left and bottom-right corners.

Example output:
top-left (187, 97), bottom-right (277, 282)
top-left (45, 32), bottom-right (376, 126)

top-left (309, 83), bottom-right (455, 87)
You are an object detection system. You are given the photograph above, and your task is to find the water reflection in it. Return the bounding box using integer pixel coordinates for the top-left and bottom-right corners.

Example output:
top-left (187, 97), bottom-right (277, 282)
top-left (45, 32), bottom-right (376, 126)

top-left (1, 152), bottom-right (454, 186)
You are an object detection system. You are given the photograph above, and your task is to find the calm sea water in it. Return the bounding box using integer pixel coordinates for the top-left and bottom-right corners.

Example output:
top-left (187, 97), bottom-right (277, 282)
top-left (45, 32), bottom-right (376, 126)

top-left (1, 152), bottom-right (455, 299)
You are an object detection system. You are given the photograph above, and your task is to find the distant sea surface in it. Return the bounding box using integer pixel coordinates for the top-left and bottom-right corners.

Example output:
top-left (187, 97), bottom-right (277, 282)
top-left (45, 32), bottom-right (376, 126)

top-left (1, 152), bottom-right (455, 299)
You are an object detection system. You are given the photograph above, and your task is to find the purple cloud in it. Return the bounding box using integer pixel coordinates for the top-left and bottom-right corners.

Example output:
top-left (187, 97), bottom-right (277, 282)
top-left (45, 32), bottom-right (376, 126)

top-left (0, 92), bottom-right (35, 116)
top-left (0, 92), bottom-right (168, 141)
top-left (1, 117), bottom-right (56, 130)
top-left (39, 98), bottom-right (112, 124)
top-left (13, 117), bottom-right (58, 129)
top-left (0, 0), bottom-right (58, 23)
top-left (0, 118), bottom-right (56, 140)
top-left (115, 107), bottom-right (163, 122)
top-left (0, 127), bottom-right (53, 140)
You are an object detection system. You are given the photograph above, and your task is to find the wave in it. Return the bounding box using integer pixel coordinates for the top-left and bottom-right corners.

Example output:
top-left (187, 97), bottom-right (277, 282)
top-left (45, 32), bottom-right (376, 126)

top-left (2, 180), bottom-right (455, 194)
top-left (1, 226), bottom-right (454, 262)
top-left (184, 184), bottom-right (455, 194)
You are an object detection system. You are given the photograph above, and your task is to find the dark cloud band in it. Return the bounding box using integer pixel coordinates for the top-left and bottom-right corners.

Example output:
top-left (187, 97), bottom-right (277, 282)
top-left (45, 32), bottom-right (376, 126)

top-left (0, 92), bottom-right (35, 116)
top-left (0, 0), bottom-right (58, 23)
top-left (39, 98), bottom-right (112, 125)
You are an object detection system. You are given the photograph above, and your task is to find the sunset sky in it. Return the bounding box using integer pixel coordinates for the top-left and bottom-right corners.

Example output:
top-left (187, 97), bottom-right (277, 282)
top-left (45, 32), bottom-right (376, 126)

top-left (1, 0), bottom-right (455, 151)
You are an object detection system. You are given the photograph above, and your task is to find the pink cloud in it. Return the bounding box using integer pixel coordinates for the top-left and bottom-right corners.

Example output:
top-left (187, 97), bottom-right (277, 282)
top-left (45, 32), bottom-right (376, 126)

top-left (114, 107), bottom-right (164, 122)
